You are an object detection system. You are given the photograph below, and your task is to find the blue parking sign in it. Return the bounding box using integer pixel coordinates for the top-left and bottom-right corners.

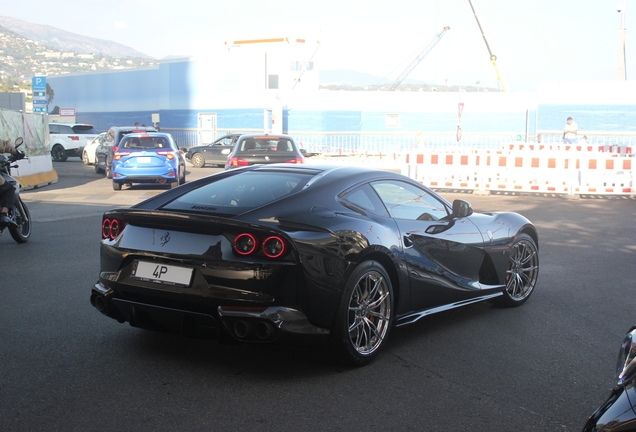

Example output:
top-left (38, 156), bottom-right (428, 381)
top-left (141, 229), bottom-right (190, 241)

top-left (32, 76), bottom-right (46, 91)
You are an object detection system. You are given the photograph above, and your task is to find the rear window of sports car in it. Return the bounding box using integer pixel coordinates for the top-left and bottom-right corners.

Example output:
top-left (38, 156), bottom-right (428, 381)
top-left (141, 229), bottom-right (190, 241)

top-left (161, 171), bottom-right (312, 215)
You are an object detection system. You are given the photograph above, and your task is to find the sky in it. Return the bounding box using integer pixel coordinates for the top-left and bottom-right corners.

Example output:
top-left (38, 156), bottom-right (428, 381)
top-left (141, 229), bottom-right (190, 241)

top-left (0, 0), bottom-right (633, 92)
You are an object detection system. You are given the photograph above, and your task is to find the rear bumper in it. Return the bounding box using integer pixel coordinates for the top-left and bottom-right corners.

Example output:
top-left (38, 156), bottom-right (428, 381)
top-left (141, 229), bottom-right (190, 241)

top-left (64, 147), bottom-right (82, 157)
top-left (90, 282), bottom-right (330, 344)
top-left (112, 169), bottom-right (177, 182)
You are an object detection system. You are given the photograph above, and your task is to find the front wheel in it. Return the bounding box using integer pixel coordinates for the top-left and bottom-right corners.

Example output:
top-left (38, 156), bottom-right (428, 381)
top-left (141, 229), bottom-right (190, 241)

top-left (82, 150), bottom-right (90, 165)
top-left (191, 153), bottom-right (205, 168)
top-left (51, 144), bottom-right (67, 162)
top-left (496, 233), bottom-right (539, 307)
top-left (9, 198), bottom-right (31, 243)
top-left (331, 260), bottom-right (394, 366)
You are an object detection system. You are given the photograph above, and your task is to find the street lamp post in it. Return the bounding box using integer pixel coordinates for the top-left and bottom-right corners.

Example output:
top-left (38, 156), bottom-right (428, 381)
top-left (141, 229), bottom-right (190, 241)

top-left (617, 1), bottom-right (627, 80)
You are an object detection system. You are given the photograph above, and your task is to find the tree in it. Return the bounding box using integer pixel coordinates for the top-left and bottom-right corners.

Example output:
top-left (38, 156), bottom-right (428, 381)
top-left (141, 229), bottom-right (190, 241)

top-left (46, 82), bottom-right (55, 106)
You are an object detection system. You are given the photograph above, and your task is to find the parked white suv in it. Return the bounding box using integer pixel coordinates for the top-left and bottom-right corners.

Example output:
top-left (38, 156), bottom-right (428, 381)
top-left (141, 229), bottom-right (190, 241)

top-left (49, 122), bottom-right (99, 162)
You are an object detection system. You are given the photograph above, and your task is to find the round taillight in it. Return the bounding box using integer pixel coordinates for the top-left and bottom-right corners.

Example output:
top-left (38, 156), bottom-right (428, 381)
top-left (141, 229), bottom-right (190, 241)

top-left (102, 219), bottom-right (111, 239)
top-left (262, 236), bottom-right (286, 258)
top-left (110, 219), bottom-right (120, 239)
top-left (234, 233), bottom-right (258, 255)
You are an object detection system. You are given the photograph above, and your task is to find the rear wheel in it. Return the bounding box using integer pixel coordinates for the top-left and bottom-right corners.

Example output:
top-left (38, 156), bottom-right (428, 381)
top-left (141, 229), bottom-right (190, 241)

top-left (95, 160), bottom-right (104, 174)
top-left (191, 153), bottom-right (205, 168)
top-left (51, 144), bottom-right (67, 162)
top-left (331, 260), bottom-right (394, 366)
top-left (9, 198), bottom-right (31, 243)
top-left (112, 181), bottom-right (122, 191)
top-left (105, 161), bottom-right (112, 179)
top-left (496, 234), bottom-right (539, 307)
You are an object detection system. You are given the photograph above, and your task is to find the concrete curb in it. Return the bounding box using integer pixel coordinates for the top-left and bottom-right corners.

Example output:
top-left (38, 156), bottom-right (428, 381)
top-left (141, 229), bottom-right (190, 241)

top-left (17, 169), bottom-right (59, 191)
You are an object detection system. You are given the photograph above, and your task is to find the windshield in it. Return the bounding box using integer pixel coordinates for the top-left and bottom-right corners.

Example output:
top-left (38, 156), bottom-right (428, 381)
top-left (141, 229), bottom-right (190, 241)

top-left (162, 171), bottom-right (311, 215)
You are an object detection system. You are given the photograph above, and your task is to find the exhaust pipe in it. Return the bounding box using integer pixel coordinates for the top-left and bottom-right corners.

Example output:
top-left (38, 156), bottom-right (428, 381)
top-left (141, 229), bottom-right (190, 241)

top-left (233, 320), bottom-right (253, 339)
top-left (255, 321), bottom-right (275, 340)
top-left (91, 293), bottom-right (108, 313)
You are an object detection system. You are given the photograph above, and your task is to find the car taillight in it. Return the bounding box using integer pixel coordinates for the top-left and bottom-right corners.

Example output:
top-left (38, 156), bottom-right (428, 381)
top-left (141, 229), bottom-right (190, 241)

top-left (234, 233), bottom-right (258, 255)
top-left (228, 157), bottom-right (250, 167)
top-left (286, 157), bottom-right (304, 164)
top-left (102, 217), bottom-right (126, 240)
top-left (112, 146), bottom-right (118, 153)
top-left (262, 236), bottom-right (286, 258)
top-left (69, 136), bottom-right (80, 141)
top-left (114, 151), bottom-right (131, 160)
top-left (233, 233), bottom-right (288, 259)
top-left (156, 151), bottom-right (175, 160)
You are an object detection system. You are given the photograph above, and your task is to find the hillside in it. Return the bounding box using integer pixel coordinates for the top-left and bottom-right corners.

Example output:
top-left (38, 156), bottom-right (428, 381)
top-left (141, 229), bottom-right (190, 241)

top-left (0, 23), bottom-right (157, 91)
top-left (0, 16), bottom-right (149, 58)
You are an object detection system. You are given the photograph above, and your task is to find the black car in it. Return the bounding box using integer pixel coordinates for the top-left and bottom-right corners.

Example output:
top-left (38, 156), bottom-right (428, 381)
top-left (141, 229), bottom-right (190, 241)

top-left (185, 134), bottom-right (242, 168)
top-left (91, 164), bottom-right (539, 365)
top-left (224, 134), bottom-right (304, 170)
top-left (583, 325), bottom-right (636, 431)
top-left (95, 125), bottom-right (157, 178)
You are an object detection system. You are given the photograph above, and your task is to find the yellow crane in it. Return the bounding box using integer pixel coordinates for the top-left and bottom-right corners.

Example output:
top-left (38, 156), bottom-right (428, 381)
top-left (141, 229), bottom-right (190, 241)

top-left (468, 0), bottom-right (508, 91)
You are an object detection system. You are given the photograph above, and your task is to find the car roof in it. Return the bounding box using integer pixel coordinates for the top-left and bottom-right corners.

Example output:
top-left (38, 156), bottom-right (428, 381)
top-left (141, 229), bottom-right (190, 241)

top-left (121, 132), bottom-right (172, 138)
top-left (237, 133), bottom-right (293, 140)
top-left (49, 122), bottom-right (94, 127)
top-left (109, 126), bottom-right (157, 131)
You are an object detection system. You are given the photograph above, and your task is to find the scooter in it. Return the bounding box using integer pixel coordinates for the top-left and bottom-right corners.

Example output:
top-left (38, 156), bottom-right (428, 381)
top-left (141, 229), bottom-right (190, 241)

top-left (0, 137), bottom-right (31, 243)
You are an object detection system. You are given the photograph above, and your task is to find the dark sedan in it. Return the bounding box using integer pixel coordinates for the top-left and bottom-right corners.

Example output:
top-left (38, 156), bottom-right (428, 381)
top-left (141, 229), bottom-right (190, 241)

top-left (185, 134), bottom-right (241, 168)
top-left (91, 164), bottom-right (539, 365)
top-left (583, 325), bottom-right (636, 431)
top-left (224, 134), bottom-right (304, 170)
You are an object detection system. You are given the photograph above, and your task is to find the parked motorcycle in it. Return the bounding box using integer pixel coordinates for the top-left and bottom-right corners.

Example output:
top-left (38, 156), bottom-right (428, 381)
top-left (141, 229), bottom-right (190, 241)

top-left (0, 137), bottom-right (31, 243)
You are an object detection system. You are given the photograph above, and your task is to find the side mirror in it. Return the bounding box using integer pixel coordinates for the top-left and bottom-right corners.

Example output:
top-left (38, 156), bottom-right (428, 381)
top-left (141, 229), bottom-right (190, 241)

top-left (14, 137), bottom-right (24, 148)
top-left (452, 199), bottom-right (473, 218)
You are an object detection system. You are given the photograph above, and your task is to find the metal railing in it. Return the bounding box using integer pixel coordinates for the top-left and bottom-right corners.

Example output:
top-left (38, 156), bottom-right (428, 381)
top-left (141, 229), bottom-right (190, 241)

top-left (164, 128), bottom-right (636, 154)
top-left (537, 131), bottom-right (636, 147)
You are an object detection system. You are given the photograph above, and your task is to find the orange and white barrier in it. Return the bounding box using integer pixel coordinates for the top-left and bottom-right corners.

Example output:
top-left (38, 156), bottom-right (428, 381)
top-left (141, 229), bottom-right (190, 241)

top-left (403, 149), bottom-right (633, 196)
top-left (505, 142), bottom-right (633, 155)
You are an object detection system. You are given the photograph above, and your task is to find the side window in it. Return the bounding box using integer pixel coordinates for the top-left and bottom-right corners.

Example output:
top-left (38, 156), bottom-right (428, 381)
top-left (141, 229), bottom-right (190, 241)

top-left (340, 184), bottom-right (389, 217)
top-left (371, 180), bottom-right (449, 221)
top-left (60, 126), bottom-right (73, 134)
top-left (216, 137), bottom-right (232, 146)
top-left (105, 129), bottom-right (115, 143)
top-left (49, 124), bottom-right (59, 134)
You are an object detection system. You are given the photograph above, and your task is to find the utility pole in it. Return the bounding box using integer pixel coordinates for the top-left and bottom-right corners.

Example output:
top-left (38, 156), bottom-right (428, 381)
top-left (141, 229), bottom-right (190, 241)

top-left (617, 1), bottom-right (627, 80)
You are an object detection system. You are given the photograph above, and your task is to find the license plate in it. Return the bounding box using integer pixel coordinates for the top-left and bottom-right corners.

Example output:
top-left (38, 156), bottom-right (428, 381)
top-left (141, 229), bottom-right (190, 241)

top-left (136, 156), bottom-right (152, 163)
top-left (132, 261), bottom-right (193, 286)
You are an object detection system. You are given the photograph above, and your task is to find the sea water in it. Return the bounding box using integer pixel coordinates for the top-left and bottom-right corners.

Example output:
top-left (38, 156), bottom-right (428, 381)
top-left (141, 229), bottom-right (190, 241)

top-left (537, 104), bottom-right (636, 132)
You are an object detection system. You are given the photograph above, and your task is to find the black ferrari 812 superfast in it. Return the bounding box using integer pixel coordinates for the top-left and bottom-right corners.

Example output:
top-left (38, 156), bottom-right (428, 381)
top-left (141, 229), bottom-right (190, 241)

top-left (92, 164), bottom-right (539, 365)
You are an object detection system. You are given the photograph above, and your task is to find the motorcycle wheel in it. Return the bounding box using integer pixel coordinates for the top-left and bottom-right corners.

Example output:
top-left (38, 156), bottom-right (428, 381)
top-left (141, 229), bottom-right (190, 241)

top-left (9, 198), bottom-right (31, 243)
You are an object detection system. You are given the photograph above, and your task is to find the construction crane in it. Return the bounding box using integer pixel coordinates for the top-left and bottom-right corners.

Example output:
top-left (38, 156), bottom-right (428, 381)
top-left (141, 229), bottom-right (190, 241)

top-left (387, 26), bottom-right (450, 91)
top-left (468, 0), bottom-right (508, 92)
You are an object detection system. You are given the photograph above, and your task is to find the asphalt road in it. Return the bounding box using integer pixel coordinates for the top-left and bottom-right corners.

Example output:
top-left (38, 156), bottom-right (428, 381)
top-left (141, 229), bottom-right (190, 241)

top-left (1, 158), bottom-right (635, 431)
